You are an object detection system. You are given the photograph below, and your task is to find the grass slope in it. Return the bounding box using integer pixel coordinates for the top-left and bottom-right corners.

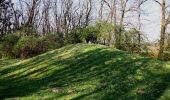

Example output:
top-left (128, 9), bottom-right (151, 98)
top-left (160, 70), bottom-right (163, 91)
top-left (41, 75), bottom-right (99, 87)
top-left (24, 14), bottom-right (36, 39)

top-left (1, 44), bottom-right (170, 100)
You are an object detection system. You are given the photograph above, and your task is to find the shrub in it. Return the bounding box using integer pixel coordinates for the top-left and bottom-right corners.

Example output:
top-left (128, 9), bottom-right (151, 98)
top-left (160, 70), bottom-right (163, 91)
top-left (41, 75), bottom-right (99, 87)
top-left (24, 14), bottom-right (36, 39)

top-left (82, 26), bottom-right (98, 43)
top-left (0, 34), bottom-right (20, 58)
top-left (64, 27), bottom-right (83, 44)
top-left (166, 46), bottom-right (170, 51)
top-left (0, 32), bottom-right (64, 59)
top-left (66, 32), bottom-right (83, 44)
top-left (34, 36), bottom-right (48, 53)
top-left (163, 51), bottom-right (170, 61)
top-left (12, 33), bottom-right (64, 58)
top-left (95, 21), bottom-right (113, 45)
top-left (13, 36), bottom-right (37, 58)
top-left (44, 33), bottom-right (64, 49)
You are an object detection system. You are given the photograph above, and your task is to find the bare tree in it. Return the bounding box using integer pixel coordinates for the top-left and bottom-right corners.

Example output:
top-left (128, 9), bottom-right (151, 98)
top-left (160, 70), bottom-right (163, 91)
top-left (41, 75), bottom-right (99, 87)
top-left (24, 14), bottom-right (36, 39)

top-left (99, 0), bottom-right (104, 20)
top-left (0, 0), bottom-right (16, 35)
top-left (154, 0), bottom-right (170, 58)
top-left (18, 0), bottom-right (41, 35)
top-left (132, 0), bottom-right (148, 46)
top-left (26, 0), bottom-right (41, 26)
top-left (84, 0), bottom-right (92, 27)
top-left (42, 0), bottom-right (51, 35)
top-left (104, 0), bottom-right (131, 47)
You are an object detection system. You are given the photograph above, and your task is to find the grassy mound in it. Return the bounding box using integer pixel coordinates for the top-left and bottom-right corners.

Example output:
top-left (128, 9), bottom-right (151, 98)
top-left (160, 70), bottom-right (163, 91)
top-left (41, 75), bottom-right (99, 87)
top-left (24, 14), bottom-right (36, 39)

top-left (1, 44), bottom-right (170, 100)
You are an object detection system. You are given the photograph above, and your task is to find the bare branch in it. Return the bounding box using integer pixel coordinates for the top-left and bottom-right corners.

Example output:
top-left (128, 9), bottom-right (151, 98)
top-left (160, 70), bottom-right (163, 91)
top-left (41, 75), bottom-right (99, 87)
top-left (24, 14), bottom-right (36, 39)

top-left (153, 0), bottom-right (161, 6)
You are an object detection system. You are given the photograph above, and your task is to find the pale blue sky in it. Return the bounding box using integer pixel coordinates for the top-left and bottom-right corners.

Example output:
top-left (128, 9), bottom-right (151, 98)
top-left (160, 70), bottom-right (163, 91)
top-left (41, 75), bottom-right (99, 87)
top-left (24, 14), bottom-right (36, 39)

top-left (141, 0), bottom-right (161, 41)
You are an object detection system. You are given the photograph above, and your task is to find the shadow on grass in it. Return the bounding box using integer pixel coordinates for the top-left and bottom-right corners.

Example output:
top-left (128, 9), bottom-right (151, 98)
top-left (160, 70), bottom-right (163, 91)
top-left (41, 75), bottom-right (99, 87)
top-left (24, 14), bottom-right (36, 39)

top-left (0, 44), bottom-right (170, 100)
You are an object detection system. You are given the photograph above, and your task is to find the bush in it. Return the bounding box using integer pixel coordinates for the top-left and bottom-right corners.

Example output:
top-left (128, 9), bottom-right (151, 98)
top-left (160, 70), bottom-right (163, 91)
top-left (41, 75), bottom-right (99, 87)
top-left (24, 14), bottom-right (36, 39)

top-left (64, 27), bottom-right (83, 44)
top-left (166, 46), bottom-right (170, 51)
top-left (82, 26), bottom-right (98, 43)
top-left (34, 36), bottom-right (48, 53)
top-left (95, 21), bottom-right (113, 45)
top-left (163, 51), bottom-right (170, 61)
top-left (12, 33), bottom-right (64, 58)
top-left (65, 26), bottom-right (99, 44)
top-left (13, 36), bottom-right (37, 58)
top-left (0, 32), bottom-right (64, 59)
top-left (0, 34), bottom-right (20, 58)
top-left (44, 33), bottom-right (64, 49)
top-left (66, 32), bottom-right (83, 44)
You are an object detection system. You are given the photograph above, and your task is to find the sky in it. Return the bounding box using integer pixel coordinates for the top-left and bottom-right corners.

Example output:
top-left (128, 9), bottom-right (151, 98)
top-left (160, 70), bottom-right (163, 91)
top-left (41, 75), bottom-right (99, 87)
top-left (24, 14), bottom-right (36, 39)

top-left (12, 0), bottom-right (162, 41)
top-left (141, 0), bottom-right (162, 41)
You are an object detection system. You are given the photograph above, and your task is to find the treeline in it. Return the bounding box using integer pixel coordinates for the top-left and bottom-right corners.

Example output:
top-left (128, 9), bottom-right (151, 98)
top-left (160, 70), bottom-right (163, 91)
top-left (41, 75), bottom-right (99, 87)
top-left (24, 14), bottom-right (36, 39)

top-left (0, 21), bottom-right (147, 58)
top-left (0, 0), bottom-right (170, 60)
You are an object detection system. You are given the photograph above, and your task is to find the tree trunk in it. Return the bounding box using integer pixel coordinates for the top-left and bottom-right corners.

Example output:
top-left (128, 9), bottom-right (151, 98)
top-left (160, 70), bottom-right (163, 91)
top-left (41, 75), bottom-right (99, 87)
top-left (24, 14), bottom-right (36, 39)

top-left (158, 0), bottom-right (166, 59)
top-left (137, 0), bottom-right (141, 46)
top-left (113, 0), bottom-right (119, 48)
top-left (108, 0), bottom-right (114, 46)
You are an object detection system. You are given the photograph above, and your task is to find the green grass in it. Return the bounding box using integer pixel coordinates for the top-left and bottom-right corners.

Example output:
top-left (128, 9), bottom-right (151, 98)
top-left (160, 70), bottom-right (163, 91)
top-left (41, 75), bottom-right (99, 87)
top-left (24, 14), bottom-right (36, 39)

top-left (1, 44), bottom-right (170, 100)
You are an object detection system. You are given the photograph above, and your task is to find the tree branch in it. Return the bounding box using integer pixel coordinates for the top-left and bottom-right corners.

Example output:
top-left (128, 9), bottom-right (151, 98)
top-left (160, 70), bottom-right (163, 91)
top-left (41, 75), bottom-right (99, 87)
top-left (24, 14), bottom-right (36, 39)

top-left (153, 0), bottom-right (161, 6)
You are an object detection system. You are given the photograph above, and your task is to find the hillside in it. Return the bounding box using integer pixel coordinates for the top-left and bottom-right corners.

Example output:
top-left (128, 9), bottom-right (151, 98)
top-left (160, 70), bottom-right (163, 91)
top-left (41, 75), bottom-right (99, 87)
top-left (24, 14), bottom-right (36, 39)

top-left (0, 44), bottom-right (170, 100)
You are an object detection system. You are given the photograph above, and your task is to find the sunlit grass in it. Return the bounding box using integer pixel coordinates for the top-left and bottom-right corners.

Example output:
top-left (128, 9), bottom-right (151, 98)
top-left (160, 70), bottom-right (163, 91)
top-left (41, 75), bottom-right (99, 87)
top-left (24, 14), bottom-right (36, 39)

top-left (1, 43), bottom-right (170, 100)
